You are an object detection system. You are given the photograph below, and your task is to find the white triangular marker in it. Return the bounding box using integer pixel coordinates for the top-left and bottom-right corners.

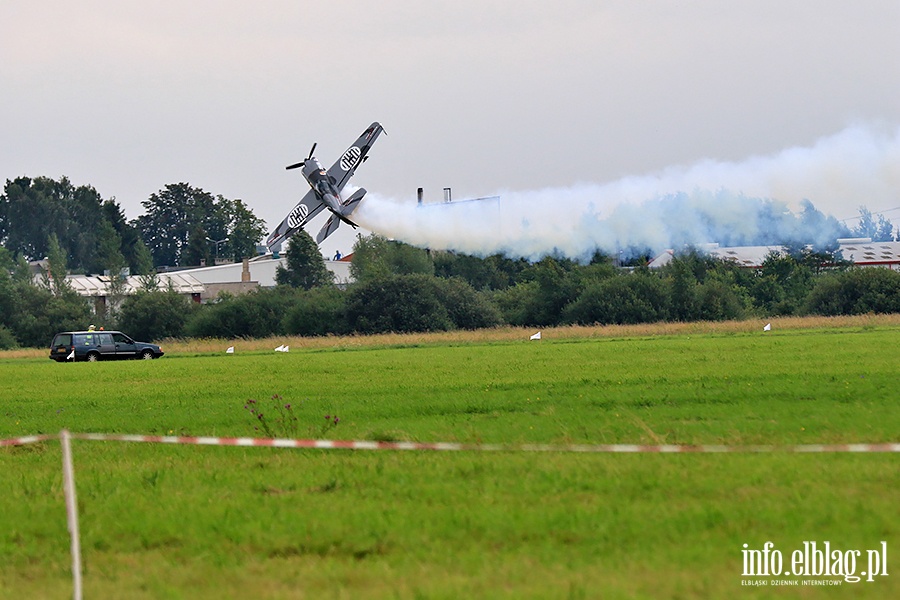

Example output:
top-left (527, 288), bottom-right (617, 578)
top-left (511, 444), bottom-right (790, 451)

top-left (274, 344), bottom-right (284, 352)
top-left (66, 349), bottom-right (75, 361)
top-left (763, 323), bottom-right (771, 331)
top-left (530, 331), bottom-right (541, 340)
top-left (225, 346), bottom-right (234, 354)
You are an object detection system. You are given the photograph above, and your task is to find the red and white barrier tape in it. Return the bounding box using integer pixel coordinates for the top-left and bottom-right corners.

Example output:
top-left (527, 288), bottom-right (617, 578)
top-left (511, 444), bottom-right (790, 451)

top-left (3, 432), bottom-right (900, 453)
top-left (1, 433), bottom-right (58, 446)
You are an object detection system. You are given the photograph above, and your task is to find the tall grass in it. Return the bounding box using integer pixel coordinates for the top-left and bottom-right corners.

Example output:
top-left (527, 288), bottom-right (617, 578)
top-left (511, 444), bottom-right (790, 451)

top-left (6, 313), bottom-right (899, 359)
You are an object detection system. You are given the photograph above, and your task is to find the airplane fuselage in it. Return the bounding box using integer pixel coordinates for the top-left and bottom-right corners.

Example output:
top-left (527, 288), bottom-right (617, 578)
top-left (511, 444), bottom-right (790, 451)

top-left (302, 159), bottom-right (344, 215)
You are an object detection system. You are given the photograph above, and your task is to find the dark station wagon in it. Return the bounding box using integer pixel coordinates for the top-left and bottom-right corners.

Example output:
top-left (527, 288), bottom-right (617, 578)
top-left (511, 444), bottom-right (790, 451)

top-left (49, 331), bottom-right (165, 362)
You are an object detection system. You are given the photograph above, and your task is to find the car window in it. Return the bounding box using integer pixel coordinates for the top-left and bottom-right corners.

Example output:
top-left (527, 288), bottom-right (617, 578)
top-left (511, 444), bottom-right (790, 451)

top-left (53, 334), bottom-right (72, 347)
top-left (112, 333), bottom-right (131, 344)
top-left (99, 333), bottom-right (113, 344)
top-left (75, 334), bottom-right (95, 346)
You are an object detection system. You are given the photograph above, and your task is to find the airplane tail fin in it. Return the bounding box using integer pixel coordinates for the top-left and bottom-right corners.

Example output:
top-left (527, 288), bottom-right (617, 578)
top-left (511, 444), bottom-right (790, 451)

top-left (315, 188), bottom-right (367, 244)
top-left (340, 187), bottom-right (366, 216)
top-left (316, 215), bottom-right (341, 244)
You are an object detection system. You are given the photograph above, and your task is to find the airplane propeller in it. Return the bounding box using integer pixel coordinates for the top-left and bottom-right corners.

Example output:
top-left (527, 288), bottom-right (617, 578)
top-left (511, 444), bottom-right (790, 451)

top-left (286, 143), bottom-right (317, 170)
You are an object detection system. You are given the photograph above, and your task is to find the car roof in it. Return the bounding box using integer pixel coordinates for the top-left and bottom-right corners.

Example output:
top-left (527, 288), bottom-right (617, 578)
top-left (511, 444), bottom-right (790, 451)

top-left (57, 330), bottom-right (124, 335)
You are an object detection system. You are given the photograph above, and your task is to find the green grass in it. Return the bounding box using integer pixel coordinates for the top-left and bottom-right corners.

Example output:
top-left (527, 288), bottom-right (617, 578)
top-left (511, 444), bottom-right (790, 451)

top-left (1, 323), bottom-right (899, 598)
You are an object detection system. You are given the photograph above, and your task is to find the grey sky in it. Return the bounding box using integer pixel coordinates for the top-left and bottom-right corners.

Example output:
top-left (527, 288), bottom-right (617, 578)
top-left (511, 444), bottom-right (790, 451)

top-left (3, 1), bottom-right (899, 257)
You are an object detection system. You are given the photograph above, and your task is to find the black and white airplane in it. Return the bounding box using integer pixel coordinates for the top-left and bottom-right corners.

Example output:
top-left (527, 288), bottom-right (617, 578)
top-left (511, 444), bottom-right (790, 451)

top-left (266, 122), bottom-right (385, 249)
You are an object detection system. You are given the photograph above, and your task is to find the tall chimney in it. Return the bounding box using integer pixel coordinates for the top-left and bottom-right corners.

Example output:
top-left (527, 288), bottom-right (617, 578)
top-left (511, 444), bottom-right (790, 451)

top-left (241, 258), bottom-right (251, 283)
top-left (417, 187), bottom-right (423, 205)
top-left (443, 187), bottom-right (452, 203)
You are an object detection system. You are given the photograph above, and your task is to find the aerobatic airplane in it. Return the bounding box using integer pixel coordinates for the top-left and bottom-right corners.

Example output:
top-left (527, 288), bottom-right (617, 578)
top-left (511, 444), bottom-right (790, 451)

top-left (266, 122), bottom-right (385, 249)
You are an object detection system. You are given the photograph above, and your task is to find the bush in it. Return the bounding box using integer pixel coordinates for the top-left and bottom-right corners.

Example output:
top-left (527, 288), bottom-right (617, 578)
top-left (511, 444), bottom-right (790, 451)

top-left (344, 275), bottom-right (452, 334)
top-left (5, 284), bottom-right (91, 348)
top-left (282, 287), bottom-right (348, 336)
top-left (0, 324), bottom-right (18, 349)
top-left (185, 288), bottom-right (295, 338)
top-left (695, 279), bottom-right (746, 321)
top-left (804, 268), bottom-right (900, 316)
top-left (433, 277), bottom-right (503, 330)
top-left (350, 235), bottom-right (434, 283)
top-left (563, 274), bottom-right (670, 325)
top-left (118, 289), bottom-right (194, 341)
top-left (275, 230), bottom-right (334, 289)
top-left (491, 282), bottom-right (539, 327)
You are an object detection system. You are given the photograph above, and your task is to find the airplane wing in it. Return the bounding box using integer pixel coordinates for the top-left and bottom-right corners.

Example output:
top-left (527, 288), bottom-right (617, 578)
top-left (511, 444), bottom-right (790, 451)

top-left (326, 122), bottom-right (385, 192)
top-left (266, 188), bottom-right (326, 249)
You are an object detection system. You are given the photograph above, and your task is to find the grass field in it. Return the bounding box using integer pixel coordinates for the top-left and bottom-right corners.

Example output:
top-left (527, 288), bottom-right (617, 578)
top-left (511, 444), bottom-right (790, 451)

top-left (1, 316), bottom-right (898, 598)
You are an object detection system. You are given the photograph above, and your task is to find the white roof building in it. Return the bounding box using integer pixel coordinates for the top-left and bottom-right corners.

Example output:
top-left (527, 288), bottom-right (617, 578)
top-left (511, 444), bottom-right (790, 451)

top-left (176, 254), bottom-right (352, 288)
top-left (649, 239), bottom-right (900, 270)
top-left (58, 254), bottom-right (354, 309)
top-left (66, 272), bottom-right (205, 297)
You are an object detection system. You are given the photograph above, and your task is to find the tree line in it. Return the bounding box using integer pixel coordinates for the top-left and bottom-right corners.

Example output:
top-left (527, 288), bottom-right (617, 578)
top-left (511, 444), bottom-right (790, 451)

top-left (5, 230), bottom-right (895, 349)
top-left (0, 176), bottom-right (267, 274)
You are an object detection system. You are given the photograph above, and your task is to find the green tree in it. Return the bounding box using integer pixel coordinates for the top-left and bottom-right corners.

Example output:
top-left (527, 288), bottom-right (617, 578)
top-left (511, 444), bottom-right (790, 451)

top-left (0, 251), bottom-right (91, 348)
top-left (0, 176), bottom-right (118, 272)
top-left (804, 268), bottom-right (900, 316)
top-left (433, 277), bottom-right (503, 330)
top-left (797, 199), bottom-right (850, 251)
top-left (186, 287), bottom-right (303, 338)
top-left (663, 256), bottom-right (700, 321)
top-left (134, 183), bottom-right (216, 267)
top-left (134, 184), bottom-right (267, 268)
top-left (1, 176), bottom-right (74, 261)
top-left (563, 272), bottom-right (670, 325)
top-left (350, 234), bottom-right (433, 283)
top-left (182, 225), bottom-right (212, 267)
top-left (118, 289), bottom-right (194, 341)
top-left (344, 274), bottom-right (452, 334)
top-left (0, 249), bottom-right (19, 346)
top-left (853, 206), bottom-right (895, 242)
top-left (219, 197), bottom-right (267, 261)
top-left (508, 256), bottom-right (580, 327)
top-left (433, 252), bottom-right (528, 290)
top-left (101, 199), bottom-right (153, 275)
top-left (695, 278), bottom-right (746, 321)
top-left (749, 252), bottom-right (814, 315)
top-left (96, 219), bottom-right (127, 275)
top-left (45, 233), bottom-right (71, 296)
top-left (12, 284), bottom-right (91, 348)
top-left (282, 287), bottom-right (348, 336)
top-left (491, 281), bottom-right (536, 326)
top-left (275, 231), bottom-right (334, 289)
top-left (94, 218), bottom-right (130, 326)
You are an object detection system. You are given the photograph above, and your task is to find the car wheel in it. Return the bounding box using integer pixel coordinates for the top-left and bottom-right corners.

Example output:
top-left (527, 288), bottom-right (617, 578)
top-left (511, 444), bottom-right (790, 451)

top-left (86, 352), bottom-right (100, 362)
top-left (141, 350), bottom-right (154, 360)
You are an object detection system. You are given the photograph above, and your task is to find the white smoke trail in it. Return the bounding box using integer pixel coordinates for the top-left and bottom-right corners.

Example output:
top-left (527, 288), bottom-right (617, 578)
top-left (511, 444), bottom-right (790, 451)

top-left (354, 125), bottom-right (900, 260)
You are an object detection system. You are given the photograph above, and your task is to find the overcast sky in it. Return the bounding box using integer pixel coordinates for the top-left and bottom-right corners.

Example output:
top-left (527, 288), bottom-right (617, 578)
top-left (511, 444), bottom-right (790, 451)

top-left (3, 1), bottom-right (899, 257)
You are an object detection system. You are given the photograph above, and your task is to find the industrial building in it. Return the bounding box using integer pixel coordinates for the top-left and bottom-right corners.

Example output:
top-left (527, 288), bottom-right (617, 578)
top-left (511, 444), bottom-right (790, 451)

top-left (648, 239), bottom-right (900, 270)
top-left (61, 255), bottom-right (352, 314)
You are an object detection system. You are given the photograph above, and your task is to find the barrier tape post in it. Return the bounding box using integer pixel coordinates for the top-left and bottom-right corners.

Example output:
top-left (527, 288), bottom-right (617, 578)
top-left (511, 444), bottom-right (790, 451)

top-left (60, 430), bottom-right (83, 600)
